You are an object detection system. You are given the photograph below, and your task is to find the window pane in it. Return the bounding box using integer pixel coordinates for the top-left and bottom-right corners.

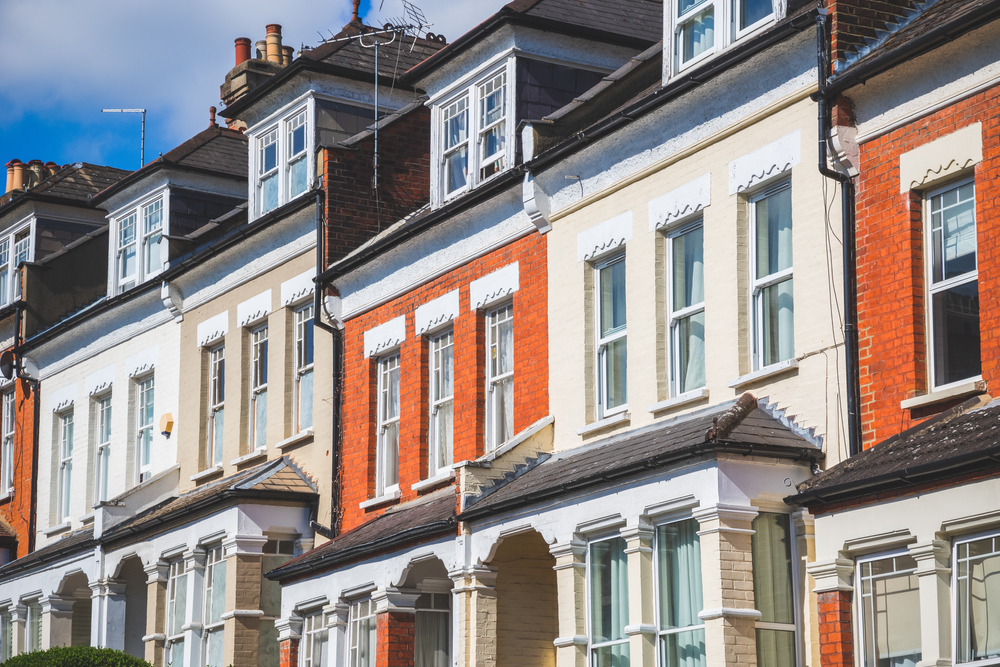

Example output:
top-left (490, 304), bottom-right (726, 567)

top-left (206, 629), bottom-right (224, 667)
top-left (860, 556), bottom-right (920, 667)
top-left (931, 280), bottom-right (980, 386)
top-left (600, 260), bottom-right (627, 338)
top-left (761, 278), bottom-right (794, 366)
top-left (680, 7), bottom-right (714, 63)
top-left (173, 573), bottom-right (188, 633)
top-left (675, 311), bottom-right (706, 394)
top-left (169, 639), bottom-right (185, 667)
top-left (290, 157), bottom-right (308, 198)
top-left (591, 537), bottom-right (629, 645)
top-left (261, 173), bottom-right (278, 214)
top-left (261, 134), bottom-right (277, 173)
top-left (931, 182), bottom-right (976, 282)
top-left (751, 513), bottom-right (794, 625)
top-left (755, 187), bottom-right (793, 279)
top-left (214, 410), bottom-right (225, 465)
top-left (444, 98), bottom-right (468, 150)
top-left (446, 147), bottom-right (468, 194)
top-left (593, 644), bottom-right (630, 667)
top-left (756, 628), bottom-right (796, 667)
top-left (741, 0), bottom-right (773, 29)
top-left (210, 561), bottom-right (226, 625)
top-left (661, 630), bottom-right (706, 667)
top-left (603, 338), bottom-right (628, 410)
top-left (657, 520), bottom-right (703, 630)
top-left (299, 370), bottom-right (314, 430)
top-left (435, 401), bottom-right (453, 470)
top-left (958, 537), bottom-right (1000, 663)
top-left (673, 227), bottom-right (704, 311)
top-left (254, 389), bottom-right (267, 449)
top-left (289, 113), bottom-right (306, 157)
top-left (416, 609), bottom-right (450, 667)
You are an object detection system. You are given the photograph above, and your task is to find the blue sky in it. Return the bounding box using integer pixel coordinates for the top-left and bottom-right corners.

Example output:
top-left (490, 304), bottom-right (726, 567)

top-left (0, 0), bottom-right (506, 175)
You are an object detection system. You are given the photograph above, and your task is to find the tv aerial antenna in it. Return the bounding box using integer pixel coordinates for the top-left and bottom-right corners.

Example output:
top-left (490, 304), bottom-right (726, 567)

top-left (316, 0), bottom-right (432, 194)
top-left (102, 108), bottom-right (147, 169)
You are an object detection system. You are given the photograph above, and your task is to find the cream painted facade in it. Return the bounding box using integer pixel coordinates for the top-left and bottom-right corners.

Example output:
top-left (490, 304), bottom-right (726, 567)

top-left (544, 92), bottom-right (846, 466)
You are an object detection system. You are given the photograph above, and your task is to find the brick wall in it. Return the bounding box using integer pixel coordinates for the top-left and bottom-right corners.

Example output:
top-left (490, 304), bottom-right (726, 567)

top-left (338, 232), bottom-right (547, 531)
top-left (279, 637), bottom-right (299, 667)
top-left (817, 590), bottom-right (853, 667)
top-left (854, 84), bottom-right (1000, 446)
top-left (377, 611), bottom-right (415, 667)
top-left (323, 106), bottom-right (432, 266)
top-left (0, 373), bottom-right (37, 558)
top-left (825, 0), bottom-right (921, 69)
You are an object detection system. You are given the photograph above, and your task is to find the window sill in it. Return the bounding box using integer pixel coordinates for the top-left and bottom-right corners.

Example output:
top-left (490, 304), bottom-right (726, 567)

top-left (81, 512), bottom-right (95, 525)
top-left (728, 359), bottom-right (798, 389)
top-left (190, 465), bottom-right (223, 483)
top-left (649, 388), bottom-right (710, 414)
top-left (275, 429), bottom-right (314, 451)
top-left (359, 489), bottom-right (401, 510)
top-left (901, 379), bottom-right (987, 410)
top-left (0, 489), bottom-right (12, 503)
top-left (577, 411), bottom-right (630, 436)
top-left (412, 469), bottom-right (456, 493)
top-left (43, 522), bottom-right (71, 537)
top-left (231, 449), bottom-right (268, 467)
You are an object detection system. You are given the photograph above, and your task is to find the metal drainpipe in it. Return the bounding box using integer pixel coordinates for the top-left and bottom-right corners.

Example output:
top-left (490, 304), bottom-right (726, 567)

top-left (814, 10), bottom-right (862, 458)
top-left (311, 190), bottom-right (343, 537)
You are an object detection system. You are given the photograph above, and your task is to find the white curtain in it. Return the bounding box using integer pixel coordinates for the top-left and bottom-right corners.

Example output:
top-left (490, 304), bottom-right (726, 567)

top-left (416, 611), bottom-right (449, 667)
top-left (658, 520), bottom-right (706, 667)
top-left (968, 550), bottom-right (1000, 660)
top-left (591, 538), bottom-right (630, 666)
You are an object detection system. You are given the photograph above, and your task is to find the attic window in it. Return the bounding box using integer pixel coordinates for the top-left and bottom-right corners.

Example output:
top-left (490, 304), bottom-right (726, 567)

top-left (673, 0), bottom-right (775, 73)
top-left (113, 192), bottom-right (166, 294)
top-left (250, 100), bottom-right (313, 220)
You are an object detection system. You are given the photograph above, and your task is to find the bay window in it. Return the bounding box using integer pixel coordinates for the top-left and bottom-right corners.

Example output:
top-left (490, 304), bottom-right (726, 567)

top-left (295, 305), bottom-right (314, 432)
top-left (750, 182), bottom-right (793, 370)
top-left (429, 330), bottom-right (454, 477)
top-left (117, 211), bottom-right (138, 292)
top-left (203, 546), bottom-right (227, 667)
top-left (1, 390), bottom-right (13, 496)
top-left (596, 254), bottom-right (627, 417)
top-left (656, 519), bottom-right (705, 667)
top-left (252, 103), bottom-right (311, 218)
top-left (955, 533), bottom-right (1000, 664)
top-left (114, 195), bottom-right (165, 294)
top-left (857, 553), bottom-right (921, 667)
top-left (376, 353), bottom-right (400, 496)
top-left (166, 560), bottom-right (188, 667)
top-left (249, 326), bottom-right (268, 451)
top-left (94, 393), bottom-right (112, 503)
top-left (416, 593), bottom-right (450, 667)
top-left (349, 599), bottom-right (377, 667)
top-left (57, 410), bottom-right (74, 523)
top-left (437, 63), bottom-right (511, 202)
top-left (667, 223), bottom-right (706, 395)
top-left (135, 376), bottom-right (154, 483)
top-left (207, 345), bottom-right (225, 468)
top-left (302, 610), bottom-right (328, 667)
top-left (590, 536), bottom-right (630, 666)
top-left (486, 303), bottom-right (514, 450)
top-left (751, 512), bottom-right (798, 667)
top-left (927, 179), bottom-right (979, 388)
top-left (142, 198), bottom-right (164, 277)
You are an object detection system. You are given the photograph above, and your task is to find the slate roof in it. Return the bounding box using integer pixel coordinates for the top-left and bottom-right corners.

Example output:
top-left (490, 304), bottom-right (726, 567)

top-left (460, 394), bottom-right (822, 520)
top-left (100, 457), bottom-right (317, 544)
top-left (91, 124), bottom-right (248, 205)
top-left (303, 19), bottom-right (446, 78)
top-left (790, 394), bottom-right (1000, 506)
top-left (266, 488), bottom-right (457, 581)
top-left (0, 162), bottom-right (129, 213)
top-left (0, 527), bottom-right (95, 581)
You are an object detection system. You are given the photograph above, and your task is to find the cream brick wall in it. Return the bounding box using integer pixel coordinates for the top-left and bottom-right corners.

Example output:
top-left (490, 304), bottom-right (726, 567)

top-left (492, 531), bottom-right (557, 667)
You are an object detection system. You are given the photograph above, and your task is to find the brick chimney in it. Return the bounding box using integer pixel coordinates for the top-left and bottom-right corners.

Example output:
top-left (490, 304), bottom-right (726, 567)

top-left (220, 24), bottom-right (290, 112)
top-left (826, 0), bottom-right (923, 70)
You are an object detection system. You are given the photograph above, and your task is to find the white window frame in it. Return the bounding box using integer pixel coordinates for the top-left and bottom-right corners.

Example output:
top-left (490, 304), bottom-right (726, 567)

top-left (0, 239), bottom-right (10, 309)
top-left (953, 530), bottom-right (1000, 666)
top-left (249, 326), bottom-right (268, 452)
top-left (751, 511), bottom-right (804, 667)
top-left (665, 221), bottom-right (706, 397)
top-left (135, 375), bottom-right (155, 484)
top-left (428, 329), bottom-right (454, 478)
top-left (586, 534), bottom-right (631, 665)
top-left (415, 592), bottom-right (451, 665)
top-left (595, 253), bottom-right (628, 418)
top-left (433, 60), bottom-right (515, 205)
top-left (0, 607), bottom-right (11, 662)
top-left (25, 600), bottom-right (41, 653)
top-left (653, 517), bottom-right (706, 665)
top-left (202, 545), bottom-right (226, 667)
top-left (486, 302), bottom-right (514, 451)
top-left (94, 392), bottom-right (112, 504)
top-left (10, 226), bottom-right (30, 303)
top-left (749, 180), bottom-right (794, 371)
top-left (301, 609), bottom-right (328, 667)
top-left (109, 189), bottom-right (168, 295)
top-left (925, 177), bottom-right (980, 390)
top-left (165, 559), bottom-right (188, 666)
top-left (207, 345), bottom-right (225, 469)
top-left (57, 409), bottom-right (74, 523)
top-left (672, 0), bottom-right (775, 74)
top-left (248, 97), bottom-right (315, 220)
top-left (855, 549), bottom-right (922, 667)
top-left (376, 352), bottom-right (401, 496)
top-left (294, 304), bottom-right (315, 433)
top-left (348, 598), bottom-right (377, 667)
top-left (1, 390), bottom-right (14, 496)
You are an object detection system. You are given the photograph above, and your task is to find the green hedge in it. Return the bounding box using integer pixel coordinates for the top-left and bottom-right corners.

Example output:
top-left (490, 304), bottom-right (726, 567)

top-left (0, 646), bottom-right (153, 667)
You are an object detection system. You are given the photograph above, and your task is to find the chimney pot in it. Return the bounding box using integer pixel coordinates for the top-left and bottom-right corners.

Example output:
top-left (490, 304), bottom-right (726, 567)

top-left (352, 0), bottom-right (360, 21)
top-left (44, 162), bottom-right (59, 177)
top-left (4, 162), bottom-right (14, 196)
top-left (235, 37), bottom-right (252, 66)
top-left (282, 45), bottom-right (294, 66)
top-left (10, 161), bottom-right (26, 193)
top-left (210, 106), bottom-right (217, 126)
top-left (266, 24), bottom-right (283, 63)
top-left (255, 40), bottom-right (267, 60)
top-left (27, 160), bottom-right (44, 188)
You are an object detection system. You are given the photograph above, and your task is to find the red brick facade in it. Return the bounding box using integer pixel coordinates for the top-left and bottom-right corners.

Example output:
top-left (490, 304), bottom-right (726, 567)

top-left (377, 611), bottom-right (415, 667)
top-left (338, 232), bottom-right (547, 531)
top-left (853, 84), bottom-right (1000, 446)
top-left (0, 374), bottom-right (36, 559)
top-left (824, 0), bottom-right (921, 69)
top-left (279, 637), bottom-right (299, 667)
top-left (817, 590), bottom-right (854, 667)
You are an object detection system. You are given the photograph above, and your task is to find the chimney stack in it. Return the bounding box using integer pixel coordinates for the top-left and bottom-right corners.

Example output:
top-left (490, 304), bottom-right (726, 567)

top-left (10, 161), bottom-right (25, 192)
top-left (235, 38), bottom-right (252, 66)
top-left (44, 162), bottom-right (59, 177)
top-left (282, 45), bottom-right (294, 66)
top-left (265, 24), bottom-right (283, 64)
top-left (27, 160), bottom-right (44, 187)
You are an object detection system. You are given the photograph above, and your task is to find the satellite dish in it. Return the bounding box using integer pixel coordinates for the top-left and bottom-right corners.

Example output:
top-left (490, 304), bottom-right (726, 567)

top-left (0, 351), bottom-right (13, 381)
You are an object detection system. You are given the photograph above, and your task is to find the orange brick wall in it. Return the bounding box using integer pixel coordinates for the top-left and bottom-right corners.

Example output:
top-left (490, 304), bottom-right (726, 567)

top-left (338, 232), bottom-right (547, 531)
top-left (377, 611), bottom-right (415, 667)
top-left (854, 84), bottom-right (1000, 447)
top-left (279, 637), bottom-right (299, 667)
top-left (817, 590), bottom-right (853, 667)
top-left (0, 373), bottom-right (36, 559)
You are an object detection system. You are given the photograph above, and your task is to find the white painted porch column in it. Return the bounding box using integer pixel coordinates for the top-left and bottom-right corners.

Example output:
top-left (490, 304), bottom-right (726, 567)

top-left (92, 580), bottom-right (127, 650)
top-left (622, 526), bottom-right (656, 667)
top-left (40, 595), bottom-right (75, 649)
top-left (910, 540), bottom-right (951, 667)
top-left (181, 547), bottom-right (207, 667)
top-left (12, 604), bottom-right (26, 655)
top-left (323, 603), bottom-right (349, 667)
top-left (449, 565), bottom-right (498, 667)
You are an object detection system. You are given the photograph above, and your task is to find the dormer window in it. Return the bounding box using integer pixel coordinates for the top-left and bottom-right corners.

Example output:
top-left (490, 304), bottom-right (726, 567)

top-left (672, 0), bottom-right (774, 73)
top-left (114, 194), bottom-right (165, 294)
top-left (250, 101), bottom-right (313, 219)
top-left (11, 229), bottom-right (29, 302)
top-left (436, 62), bottom-right (513, 204)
